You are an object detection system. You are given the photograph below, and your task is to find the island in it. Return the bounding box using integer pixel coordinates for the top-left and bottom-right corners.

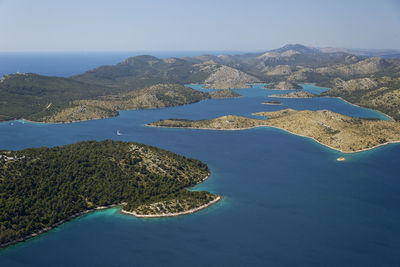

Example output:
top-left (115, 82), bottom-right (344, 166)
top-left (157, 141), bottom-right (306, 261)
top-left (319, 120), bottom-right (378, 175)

top-left (269, 90), bottom-right (316, 98)
top-left (262, 100), bottom-right (282, 105)
top-left (264, 81), bottom-right (302, 90)
top-left (0, 140), bottom-right (220, 248)
top-left (148, 109), bottom-right (400, 153)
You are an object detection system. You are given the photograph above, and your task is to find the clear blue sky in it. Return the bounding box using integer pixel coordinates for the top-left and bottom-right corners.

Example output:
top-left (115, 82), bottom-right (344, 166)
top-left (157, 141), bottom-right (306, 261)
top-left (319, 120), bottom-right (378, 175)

top-left (1, 0), bottom-right (399, 52)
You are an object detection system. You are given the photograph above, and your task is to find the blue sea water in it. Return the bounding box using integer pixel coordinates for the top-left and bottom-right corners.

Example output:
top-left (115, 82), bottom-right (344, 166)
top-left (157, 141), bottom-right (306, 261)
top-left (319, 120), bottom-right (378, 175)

top-left (0, 56), bottom-right (400, 266)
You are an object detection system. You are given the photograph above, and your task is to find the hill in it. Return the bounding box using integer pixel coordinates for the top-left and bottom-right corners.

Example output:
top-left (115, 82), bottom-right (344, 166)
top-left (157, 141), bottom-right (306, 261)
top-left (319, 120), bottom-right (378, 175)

top-left (321, 76), bottom-right (400, 121)
top-left (0, 72), bottom-right (240, 123)
top-left (2, 44), bottom-right (400, 123)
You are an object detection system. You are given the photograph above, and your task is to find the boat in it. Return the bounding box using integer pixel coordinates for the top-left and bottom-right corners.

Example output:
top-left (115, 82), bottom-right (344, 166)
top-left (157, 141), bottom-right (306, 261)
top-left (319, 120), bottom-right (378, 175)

top-left (117, 130), bottom-right (121, 136)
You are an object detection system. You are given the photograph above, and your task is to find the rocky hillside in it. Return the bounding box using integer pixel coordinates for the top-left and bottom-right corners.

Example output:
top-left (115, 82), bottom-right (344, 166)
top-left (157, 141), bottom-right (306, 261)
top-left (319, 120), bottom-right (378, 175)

top-left (265, 81), bottom-right (302, 90)
top-left (322, 76), bottom-right (400, 120)
top-left (204, 65), bottom-right (260, 89)
top-left (208, 89), bottom-right (241, 98)
top-left (2, 44), bottom-right (400, 123)
top-left (42, 85), bottom-right (241, 123)
top-left (254, 109), bottom-right (400, 152)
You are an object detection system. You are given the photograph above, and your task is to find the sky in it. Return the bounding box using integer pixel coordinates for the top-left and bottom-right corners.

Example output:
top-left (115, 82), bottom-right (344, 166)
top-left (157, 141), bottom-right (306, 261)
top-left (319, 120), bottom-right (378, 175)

top-left (0, 0), bottom-right (399, 52)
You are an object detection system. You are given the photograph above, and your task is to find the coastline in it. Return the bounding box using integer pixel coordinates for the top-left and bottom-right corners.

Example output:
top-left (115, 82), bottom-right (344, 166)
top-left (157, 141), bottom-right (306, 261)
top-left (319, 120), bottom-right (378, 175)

top-left (0, 173), bottom-right (215, 249)
top-left (148, 124), bottom-right (400, 154)
top-left (334, 97), bottom-right (395, 121)
top-left (0, 204), bottom-right (122, 249)
top-left (120, 196), bottom-right (221, 218)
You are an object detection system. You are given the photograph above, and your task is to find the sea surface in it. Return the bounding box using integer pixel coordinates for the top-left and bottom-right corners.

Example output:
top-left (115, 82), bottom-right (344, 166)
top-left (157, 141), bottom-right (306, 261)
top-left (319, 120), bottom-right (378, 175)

top-left (0, 55), bottom-right (400, 266)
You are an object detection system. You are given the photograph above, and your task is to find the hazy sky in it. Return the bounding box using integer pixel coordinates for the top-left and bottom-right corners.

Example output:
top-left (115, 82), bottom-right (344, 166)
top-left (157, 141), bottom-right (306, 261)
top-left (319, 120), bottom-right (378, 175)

top-left (1, 0), bottom-right (400, 52)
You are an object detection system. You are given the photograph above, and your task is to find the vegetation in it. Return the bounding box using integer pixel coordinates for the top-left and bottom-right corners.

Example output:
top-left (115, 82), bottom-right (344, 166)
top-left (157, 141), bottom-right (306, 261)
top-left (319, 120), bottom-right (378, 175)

top-left (322, 77), bottom-right (400, 121)
top-left (1, 44), bottom-right (399, 123)
top-left (0, 68), bottom-right (243, 123)
top-left (133, 191), bottom-right (219, 216)
top-left (0, 73), bottom-right (112, 122)
top-left (208, 89), bottom-right (241, 98)
top-left (0, 140), bottom-right (216, 246)
top-left (72, 56), bottom-right (215, 88)
top-left (41, 84), bottom-right (211, 123)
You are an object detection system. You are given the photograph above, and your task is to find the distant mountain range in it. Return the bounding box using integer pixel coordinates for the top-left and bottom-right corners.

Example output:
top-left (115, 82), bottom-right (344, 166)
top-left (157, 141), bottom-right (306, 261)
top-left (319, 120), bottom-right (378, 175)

top-left (1, 44), bottom-right (399, 122)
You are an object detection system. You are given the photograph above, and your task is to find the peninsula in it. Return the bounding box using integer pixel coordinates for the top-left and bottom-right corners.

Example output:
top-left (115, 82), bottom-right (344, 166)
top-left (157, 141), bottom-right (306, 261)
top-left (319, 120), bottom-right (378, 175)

top-left (149, 109), bottom-right (400, 153)
top-left (0, 140), bottom-right (219, 248)
top-left (322, 76), bottom-right (400, 121)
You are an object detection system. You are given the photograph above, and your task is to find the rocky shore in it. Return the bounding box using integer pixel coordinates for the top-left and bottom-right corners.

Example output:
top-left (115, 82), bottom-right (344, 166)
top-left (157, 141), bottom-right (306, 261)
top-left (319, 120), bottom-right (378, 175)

top-left (121, 196), bottom-right (221, 218)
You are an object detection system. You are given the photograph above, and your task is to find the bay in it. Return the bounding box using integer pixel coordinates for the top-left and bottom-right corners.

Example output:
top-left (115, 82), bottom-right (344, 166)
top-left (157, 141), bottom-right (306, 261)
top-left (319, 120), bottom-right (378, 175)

top-left (0, 56), bottom-right (399, 266)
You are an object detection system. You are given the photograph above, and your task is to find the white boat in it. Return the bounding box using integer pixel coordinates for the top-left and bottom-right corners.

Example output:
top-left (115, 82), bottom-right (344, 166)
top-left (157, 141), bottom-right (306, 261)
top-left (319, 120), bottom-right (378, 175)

top-left (117, 130), bottom-right (121, 136)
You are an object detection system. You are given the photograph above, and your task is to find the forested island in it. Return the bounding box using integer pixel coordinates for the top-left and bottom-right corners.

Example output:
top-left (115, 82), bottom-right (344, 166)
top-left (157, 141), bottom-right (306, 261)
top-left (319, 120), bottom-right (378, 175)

top-left (149, 109), bottom-right (400, 153)
top-left (0, 140), bottom-right (219, 248)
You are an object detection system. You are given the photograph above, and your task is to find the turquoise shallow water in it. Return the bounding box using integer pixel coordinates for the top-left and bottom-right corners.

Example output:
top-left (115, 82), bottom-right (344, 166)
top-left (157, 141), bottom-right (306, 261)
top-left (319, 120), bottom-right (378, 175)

top-left (1, 85), bottom-right (400, 266)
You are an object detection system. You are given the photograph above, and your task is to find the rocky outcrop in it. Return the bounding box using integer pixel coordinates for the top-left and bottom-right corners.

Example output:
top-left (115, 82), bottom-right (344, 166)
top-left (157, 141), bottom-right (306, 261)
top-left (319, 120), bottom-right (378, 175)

top-left (315, 57), bottom-right (390, 77)
top-left (262, 65), bottom-right (294, 75)
top-left (208, 89), bottom-right (241, 99)
top-left (323, 76), bottom-right (400, 120)
top-left (204, 65), bottom-right (260, 89)
top-left (265, 81), bottom-right (302, 90)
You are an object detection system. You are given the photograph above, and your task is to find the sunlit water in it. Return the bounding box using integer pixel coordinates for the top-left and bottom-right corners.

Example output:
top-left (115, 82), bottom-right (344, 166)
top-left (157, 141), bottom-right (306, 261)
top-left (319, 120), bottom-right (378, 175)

top-left (0, 59), bottom-right (399, 266)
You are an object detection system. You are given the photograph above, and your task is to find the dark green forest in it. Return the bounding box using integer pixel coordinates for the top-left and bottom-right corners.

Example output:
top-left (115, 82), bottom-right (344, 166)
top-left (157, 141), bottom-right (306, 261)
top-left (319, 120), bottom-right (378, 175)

top-left (0, 140), bottom-right (213, 246)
